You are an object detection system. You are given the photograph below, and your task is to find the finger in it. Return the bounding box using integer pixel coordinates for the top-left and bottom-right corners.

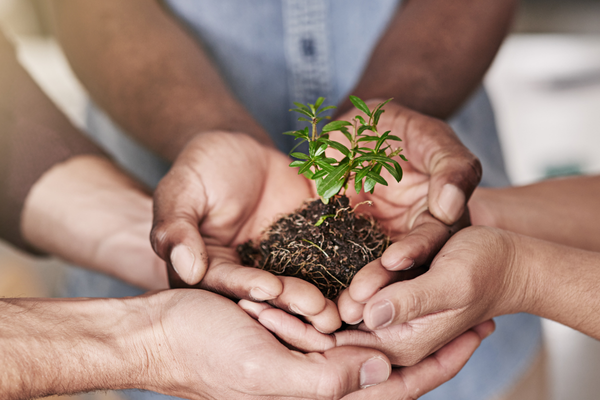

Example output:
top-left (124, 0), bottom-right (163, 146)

top-left (238, 299), bottom-right (274, 319)
top-left (280, 348), bottom-right (391, 397)
top-left (395, 110), bottom-right (482, 225)
top-left (258, 307), bottom-right (337, 352)
top-left (392, 325), bottom-right (490, 397)
top-left (268, 276), bottom-right (328, 317)
top-left (348, 258), bottom-right (428, 304)
top-left (302, 298), bottom-right (342, 334)
top-left (341, 322), bottom-right (490, 399)
top-left (362, 266), bottom-right (461, 331)
top-left (337, 288), bottom-right (365, 325)
top-left (200, 248), bottom-right (283, 301)
top-left (151, 169), bottom-right (209, 286)
top-left (381, 212), bottom-right (452, 271)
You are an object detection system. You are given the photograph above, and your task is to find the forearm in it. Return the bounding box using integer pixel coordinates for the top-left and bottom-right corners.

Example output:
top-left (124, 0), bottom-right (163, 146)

top-left (512, 232), bottom-right (600, 340)
top-left (50, 0), bottom-right (271, 161)
top-left (0, 32), bottom-right (104, 251)
top-left (22, 155), bottom-right (167, 290)
top-left (470, 175), bottom-right (600, 251)
top-left (0, 297), bottom-right (151, 399)
top-left (339, 0), bottom-right (516, 119)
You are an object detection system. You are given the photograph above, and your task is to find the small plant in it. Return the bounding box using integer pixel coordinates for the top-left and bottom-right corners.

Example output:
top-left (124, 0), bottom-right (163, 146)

top-left (285, 96), bottom-right (407, 203)
top-left (237, 96), bottom-right (408, 299)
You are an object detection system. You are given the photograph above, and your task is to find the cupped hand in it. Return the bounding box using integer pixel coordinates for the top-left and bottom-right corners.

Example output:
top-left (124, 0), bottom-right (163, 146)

top-left (151, 132), bottom-right (341, 332)
top-left (140, 289), bottom-right (392, 400)
top-left (313, 226), bottom-right (520, 366)
top-left (330, 101), bottom-right (478, 322)
top-left (239, 297), bottom-right (495, 398)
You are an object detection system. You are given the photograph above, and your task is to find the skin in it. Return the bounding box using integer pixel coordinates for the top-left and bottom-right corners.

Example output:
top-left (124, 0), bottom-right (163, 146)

top-left (0, 289), bottom-right (397, 400)
top-left (48, 0), bottom-right (517, 258)
top-left (340, 164), bottom-right (600, 361)
top-left (337, 0), bottom-right (518, 119)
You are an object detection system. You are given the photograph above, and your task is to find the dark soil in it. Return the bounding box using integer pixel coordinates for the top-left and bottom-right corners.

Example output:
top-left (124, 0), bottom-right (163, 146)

top-left (237, 195), bottom-right (389, 299)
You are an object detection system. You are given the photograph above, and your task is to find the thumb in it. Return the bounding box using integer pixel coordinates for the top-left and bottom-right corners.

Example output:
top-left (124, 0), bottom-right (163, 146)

top-left (398, 110), bottom-right (482, 225)
top-left (284, 347), bottom-right (391, 398)
top-left (151, 169), bottom-right (209, 287)
top-left (362, 266), bottom-right (458, 330)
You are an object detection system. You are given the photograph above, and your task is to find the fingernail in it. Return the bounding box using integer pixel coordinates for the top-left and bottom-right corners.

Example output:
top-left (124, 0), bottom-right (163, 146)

top-left (369, 300), bottom-right (394, 329)
top-left (170, 245), bottom-right (196, 284)
top-left (395, 257), bottom-right (415, 271)
top-left (437, 184), bottom-right (465, 223)
top-left (360, 357), bottom-right (391, 388)
top-left (250, 287), bottom-right (276, 301)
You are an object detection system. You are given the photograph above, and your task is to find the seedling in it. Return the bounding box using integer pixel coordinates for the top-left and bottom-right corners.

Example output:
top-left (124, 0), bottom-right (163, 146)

top-left (285, 96), bottom-right (407, 203)
top-left (237, 96), bottom-right (407, 299)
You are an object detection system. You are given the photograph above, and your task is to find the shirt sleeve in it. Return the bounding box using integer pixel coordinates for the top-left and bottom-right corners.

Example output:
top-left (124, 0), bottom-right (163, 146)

top-left (0, 32), bottom-right (106, 252)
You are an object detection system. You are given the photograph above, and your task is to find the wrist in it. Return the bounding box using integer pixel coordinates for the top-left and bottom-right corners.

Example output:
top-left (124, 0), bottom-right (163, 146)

top-left (468, 187), bottom-right (501, 228)
top-left (0, 297), bottom-right (150, 399)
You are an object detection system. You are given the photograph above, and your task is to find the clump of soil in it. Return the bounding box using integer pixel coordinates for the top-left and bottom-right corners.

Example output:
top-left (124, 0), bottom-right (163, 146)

top-left (237, 195), bottom-right (389, 299)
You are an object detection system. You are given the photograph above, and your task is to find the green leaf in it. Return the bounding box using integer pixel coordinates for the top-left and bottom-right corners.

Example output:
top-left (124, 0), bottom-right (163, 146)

top-left (317, 105), bottom-right (337, 115)
top-left (394, 161), bottom-right (403, 181)
top-left (318, 163), bottom-right (349, 200)
top-left (314, 143), bottom-right (328, 157)
top-left (311, 169), bottom-right (328, 179)
top-left (375, 131), bottom-right (390, 152)
top-left (364, 176), bottom-right (377, 193)
top-left (373, 109), bottom-right (384, 126)
top-left (355, 115), bottom-right (366, 125)
top-left (322, 120), bottom-right (352, 133)
top-left (371, 98), bottom-right (392, 119)
top-left (367, 170), bottom-right (388, 186)
top-left (357, 136), bottom-right (379, 143)
top-left (289, 160), bottom-right (305, 168)
top-left (290, 152), bottom-right (309, 160)
top-left (357, 125), bottom-right (374, 135)
top-left (379, 161), bottom-right (401, 181)
top-left (298, 160), bottom-right (314, 175)
top-left (386, 134), bottom-right (402, 142)
top-left (355, 177), bottom-right (363, 194)
top-left (315, 97), bottom-right (325, 109)
top-left (355, 167), bottom-right (370, 182)
top-left (399, 154), bottom-right (408, 162)
top-left (293, 102), bottom-right (310, 111)
top-left (341, 129), bottom-right (353, 143)
top-left (349, 95), bottom-right (371, 117)
top-left (290, 108), bottom-right (313, 118)
top-left (315, 159), bottom-right (336, 172)
top-left (314, 214), bottom-right (335, 227)
top-left (322, 139), bottom-right (350, 156)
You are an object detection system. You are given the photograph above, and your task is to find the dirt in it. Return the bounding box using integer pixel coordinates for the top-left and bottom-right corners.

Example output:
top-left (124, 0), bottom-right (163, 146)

top-left (237, 195), bottom-right (390, 299)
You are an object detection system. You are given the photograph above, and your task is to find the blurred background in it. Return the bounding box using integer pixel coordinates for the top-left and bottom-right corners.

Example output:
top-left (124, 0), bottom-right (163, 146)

top-left (1, 1), bottom-right (599, 399)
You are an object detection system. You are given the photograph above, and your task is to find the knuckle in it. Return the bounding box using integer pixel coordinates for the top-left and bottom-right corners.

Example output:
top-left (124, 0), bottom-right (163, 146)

top-left (314, 368), bottom-right (346, 400)
top-left (396, 291), bottom-right (423, 323)
top-left (234, 359), bottom-right (268, 394)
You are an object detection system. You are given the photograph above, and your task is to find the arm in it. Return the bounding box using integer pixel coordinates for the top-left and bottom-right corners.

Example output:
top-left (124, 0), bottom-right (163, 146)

top-left (0, 31), bottom-right (104, 251)
top-left (470, 175), bottom-right (600, 252)
top-left (0, 290), bottom-right (394, 400)
top-left (353, 226), bottom-right (600, 345)
top-left (338, 0), bottom-right (517, 119)
top-left (50, 0), bottom-right (271, 161)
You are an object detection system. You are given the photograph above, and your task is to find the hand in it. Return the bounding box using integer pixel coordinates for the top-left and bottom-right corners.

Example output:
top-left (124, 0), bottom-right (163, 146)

top-left (151, 132), bottom-right (342, 332)
top-left (239, 297), bottom-right (495, 399)
top-left (140, 289), bottom-right (392, 399)
top-left (330, 101), bottom-right (478, 322)
top-left (323, 226), bottom-right (520, 366)
top-left (21, 155), bottom-right (168, 290)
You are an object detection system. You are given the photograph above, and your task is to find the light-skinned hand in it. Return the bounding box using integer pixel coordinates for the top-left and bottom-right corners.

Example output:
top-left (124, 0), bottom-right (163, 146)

top-left (140, 289), bottom-right (392, 399)
top-left (239, 296), bottom-right (495, 398)
top-left (151, 132), bottom-right (342, 332)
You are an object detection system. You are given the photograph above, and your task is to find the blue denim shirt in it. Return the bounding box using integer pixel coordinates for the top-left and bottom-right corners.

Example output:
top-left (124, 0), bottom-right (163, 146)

top-left (65, 1), bottom-right (542, 399)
